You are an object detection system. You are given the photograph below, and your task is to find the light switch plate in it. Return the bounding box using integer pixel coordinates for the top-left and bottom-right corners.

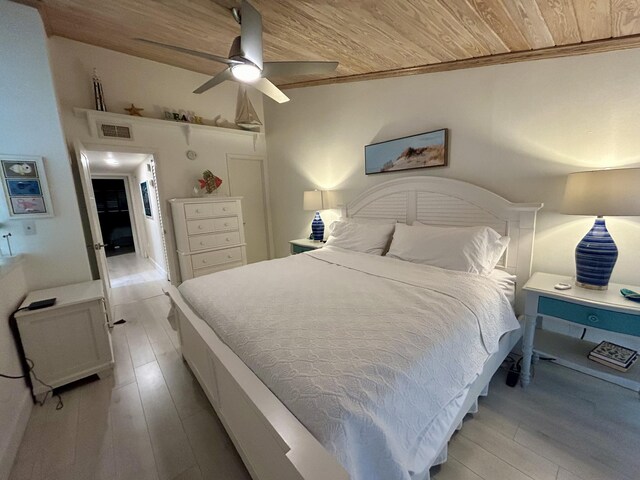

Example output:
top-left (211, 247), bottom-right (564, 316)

top-left (23, 220), bottom-right (36, 235)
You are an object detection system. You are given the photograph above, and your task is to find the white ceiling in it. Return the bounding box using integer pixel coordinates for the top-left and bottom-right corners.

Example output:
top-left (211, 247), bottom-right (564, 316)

top-left (86, 150), bottom-right (150, 174)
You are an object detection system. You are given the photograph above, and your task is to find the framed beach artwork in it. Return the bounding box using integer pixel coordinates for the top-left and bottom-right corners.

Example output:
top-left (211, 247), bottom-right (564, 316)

top-left (0, 155), bottom-right (53, 217)
top-left (140, 181), bottom-right (152, 218)
top-left (365, 128), bottom-right (449, 175)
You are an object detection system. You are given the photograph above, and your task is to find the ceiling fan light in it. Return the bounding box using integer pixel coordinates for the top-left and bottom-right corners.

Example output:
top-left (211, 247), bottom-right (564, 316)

top-left (231, 64), bottom-right (261, 83)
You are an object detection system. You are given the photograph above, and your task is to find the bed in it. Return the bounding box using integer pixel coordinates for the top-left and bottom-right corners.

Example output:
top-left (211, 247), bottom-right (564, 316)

top-left (166, 176), bottom-right (542, 480)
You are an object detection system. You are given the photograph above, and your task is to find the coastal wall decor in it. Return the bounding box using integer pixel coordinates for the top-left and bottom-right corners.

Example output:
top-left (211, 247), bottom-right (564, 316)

top-left (235, 85), bottom-right (262, 131)
top-left (163, 110), bottom-right (204, 124)
top-left (140, 181), bottom-right (152, 218)
top-left (365, 128), bottom-right (449, 175)
top-left (0, 155), bottom-right (54, 217)
top-left (92, 68), bottom-right (107, 112)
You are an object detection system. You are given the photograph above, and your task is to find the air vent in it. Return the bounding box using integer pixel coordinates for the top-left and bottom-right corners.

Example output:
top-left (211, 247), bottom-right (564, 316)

top-left (97, 122), bottom-right (133, 141)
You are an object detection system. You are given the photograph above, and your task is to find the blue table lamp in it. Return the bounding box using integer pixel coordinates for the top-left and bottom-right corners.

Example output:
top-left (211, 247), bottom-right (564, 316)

top-left (561, 168), bottom-right (640, 290)
top-left (303, 190), bottom-right (325, 241)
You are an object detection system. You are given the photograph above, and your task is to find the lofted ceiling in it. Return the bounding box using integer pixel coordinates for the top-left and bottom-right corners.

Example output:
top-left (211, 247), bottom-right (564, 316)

top-left (18, 0), bottom-right (640, 89)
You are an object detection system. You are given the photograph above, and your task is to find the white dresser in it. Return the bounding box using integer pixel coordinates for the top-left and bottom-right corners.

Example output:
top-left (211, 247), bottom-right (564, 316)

top-left (169, 197), bottom-right (247, 282)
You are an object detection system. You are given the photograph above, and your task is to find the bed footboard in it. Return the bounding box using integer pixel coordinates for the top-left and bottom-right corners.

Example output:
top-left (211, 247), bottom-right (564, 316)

top-left (167, 286), bottom-right (349, 480)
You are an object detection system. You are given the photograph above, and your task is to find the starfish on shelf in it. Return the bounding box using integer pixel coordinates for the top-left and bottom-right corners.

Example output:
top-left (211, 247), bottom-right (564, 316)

top-left (124, 103), bottom-right (144, 116)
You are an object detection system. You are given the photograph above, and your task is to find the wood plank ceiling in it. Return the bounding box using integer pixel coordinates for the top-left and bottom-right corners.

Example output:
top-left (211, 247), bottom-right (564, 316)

top-left (20, 0), bottom-right (640, 88)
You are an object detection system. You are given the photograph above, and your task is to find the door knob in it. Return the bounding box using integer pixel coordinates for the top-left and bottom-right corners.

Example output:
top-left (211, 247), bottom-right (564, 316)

top-left (94, 243), bottom-right (107, 250)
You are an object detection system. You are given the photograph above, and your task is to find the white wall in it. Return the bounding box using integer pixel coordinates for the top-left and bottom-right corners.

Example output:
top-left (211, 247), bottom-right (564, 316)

top-left (134, 160), bottom-right (166, 274)
top-left (48, 36), bottom-right (268, 283)
top-left (264, 49), bottom-right (640, 288)
top-left (0, 258), bottom-right (30, 480)
top-left (0, 1), bottom-right (91, 289)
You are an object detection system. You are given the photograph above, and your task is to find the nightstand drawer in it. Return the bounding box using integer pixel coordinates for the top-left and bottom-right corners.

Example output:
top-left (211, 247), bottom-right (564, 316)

top-left (538, 296), bottom-right (640, 336)
top-left (291, 243), bottom-right (313, 254)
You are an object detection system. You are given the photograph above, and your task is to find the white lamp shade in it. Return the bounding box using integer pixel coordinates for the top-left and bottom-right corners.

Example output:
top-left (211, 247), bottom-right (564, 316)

top-left (561, 168), bottom-right (640, 216)
top-left (303, 190), bottom-right (324, 211)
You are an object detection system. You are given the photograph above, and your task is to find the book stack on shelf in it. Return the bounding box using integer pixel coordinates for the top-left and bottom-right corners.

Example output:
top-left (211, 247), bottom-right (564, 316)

top-left (588, 341), bottom-right (638, 372)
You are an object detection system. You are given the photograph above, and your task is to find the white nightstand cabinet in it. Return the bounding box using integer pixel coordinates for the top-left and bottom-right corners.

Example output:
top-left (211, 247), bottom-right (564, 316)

top-left (170, 197), bottom-right (247, 282)
top-left (14, 280), bottom-right (114, 400)
top-left (522, 272), bottom-right (640, 392)
top-left (289, 238), bottom-right (324, 255)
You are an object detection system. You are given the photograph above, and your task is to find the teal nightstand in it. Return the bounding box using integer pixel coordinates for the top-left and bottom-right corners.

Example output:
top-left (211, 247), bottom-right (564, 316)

top-left (289, 238), bottom-right (324, 255)
top-left (522, 272), bottom-right (640, 392)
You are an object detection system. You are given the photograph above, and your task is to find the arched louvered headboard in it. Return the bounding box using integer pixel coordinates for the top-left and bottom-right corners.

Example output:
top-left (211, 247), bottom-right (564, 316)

top-left (344, 177), bottom-right (543, 314)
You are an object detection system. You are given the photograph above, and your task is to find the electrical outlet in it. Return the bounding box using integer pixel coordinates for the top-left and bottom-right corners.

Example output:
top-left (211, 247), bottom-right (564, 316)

top-left (23, 220), bottom-right (36, 235)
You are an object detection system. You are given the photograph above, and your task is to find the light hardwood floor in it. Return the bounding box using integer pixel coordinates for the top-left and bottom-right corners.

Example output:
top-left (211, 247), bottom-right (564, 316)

top-left (9, 257), bottom-right (640, 480)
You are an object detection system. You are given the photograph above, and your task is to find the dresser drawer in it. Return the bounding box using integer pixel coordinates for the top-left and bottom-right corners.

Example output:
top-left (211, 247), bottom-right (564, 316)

top-left (191, 247), bottom-right (243, 270)
top-left (189, 231), bottom-right (241, 251)
top-left (184, 201), bottom-right (238, 219)
top-left (184, 203), bottom-right (215, 219)
top-left (187, 217), bottom-right (239, 235)
top-left (538, 296), bottom-right (640, 336)
top-left (192, 261), bottom-right (244, 278)
top-left (212, 201), bottom-right (238, 216)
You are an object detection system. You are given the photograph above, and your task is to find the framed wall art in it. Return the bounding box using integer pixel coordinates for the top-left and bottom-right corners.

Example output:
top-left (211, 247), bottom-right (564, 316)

top-left (140, 181), bottom-right (152, 218)
top-left (0, 155), bottom-right (54, 217)
top-left (365, 128), bottom-right (449, 175)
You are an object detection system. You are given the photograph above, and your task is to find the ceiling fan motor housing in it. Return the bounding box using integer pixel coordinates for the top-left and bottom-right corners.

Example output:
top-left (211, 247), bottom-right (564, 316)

top-left (229, 36), bottom-right (244, 62)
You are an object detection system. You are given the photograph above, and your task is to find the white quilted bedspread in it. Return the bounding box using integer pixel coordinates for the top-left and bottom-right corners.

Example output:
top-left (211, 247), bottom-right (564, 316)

top-left (179, 247), bottom-right (519, 480)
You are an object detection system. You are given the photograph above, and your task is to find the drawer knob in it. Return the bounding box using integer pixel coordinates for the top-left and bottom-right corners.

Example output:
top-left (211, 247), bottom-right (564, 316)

top-left (225, 237), bottom-right (230, 242)
top-left (198, 225), bottom-right (203, 230)
top-left (202, 259), bottom-right (207, 264)
top-left (224, 222), bottom-right (229, 227)
top-left (227, 254), bottom-right (232, 259)
top-left (200, 241), bottom-right (204, 246)
top-left (222, 207), bottom-right (227, 211)
top-left (587, 314), bottom-right (599, 323)
top-left (195, 209), bottom-right (200, 213)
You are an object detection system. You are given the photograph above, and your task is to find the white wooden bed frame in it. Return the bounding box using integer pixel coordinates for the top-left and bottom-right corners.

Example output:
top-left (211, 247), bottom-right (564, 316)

top-left (166, 176), bottom-right (542, 480)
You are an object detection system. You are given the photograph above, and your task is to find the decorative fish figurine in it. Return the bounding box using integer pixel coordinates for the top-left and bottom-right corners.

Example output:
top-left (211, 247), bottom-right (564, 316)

top-left (9, 163), bottom-right (33, 175)
top-left (198, 170), bottom-right (223, 194)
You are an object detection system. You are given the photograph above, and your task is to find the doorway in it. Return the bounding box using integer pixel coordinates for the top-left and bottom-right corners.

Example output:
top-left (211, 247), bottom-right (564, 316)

top-left (78, 146), bottom-right (170, 306)
top-left (226, 155), bottom-right (273, 264)
top-left (92, 178), bottom-right (135, 257)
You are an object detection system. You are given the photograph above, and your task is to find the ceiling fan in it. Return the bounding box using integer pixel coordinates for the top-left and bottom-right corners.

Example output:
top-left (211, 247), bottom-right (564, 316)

top-left (137, 0), bottom-right (338, 103)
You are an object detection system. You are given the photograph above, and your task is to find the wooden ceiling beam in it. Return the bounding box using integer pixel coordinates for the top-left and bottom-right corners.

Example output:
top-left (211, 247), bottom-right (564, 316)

top-left (279, 33), bottom-right (640, 89)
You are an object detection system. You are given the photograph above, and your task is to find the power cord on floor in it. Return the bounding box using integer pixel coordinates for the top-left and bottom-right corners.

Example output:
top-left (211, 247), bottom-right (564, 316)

top-left (3, 306), bottom-right (64, 409)
top-left (503, 352), bottom-right (556, 387)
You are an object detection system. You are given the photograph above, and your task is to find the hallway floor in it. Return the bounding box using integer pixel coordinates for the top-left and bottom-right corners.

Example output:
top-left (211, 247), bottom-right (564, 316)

top-left (108, 253), bottom-right (167, 306)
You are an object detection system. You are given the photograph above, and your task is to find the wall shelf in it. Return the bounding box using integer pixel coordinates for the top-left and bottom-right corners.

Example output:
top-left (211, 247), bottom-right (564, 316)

top-left (73, 108), bottom-right (262, 147)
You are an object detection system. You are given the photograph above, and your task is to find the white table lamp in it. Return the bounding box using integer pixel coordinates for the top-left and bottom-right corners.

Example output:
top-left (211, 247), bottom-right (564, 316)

top-left (561, 167), bottom-right (640, 290)
top-left (303, 190), bottom-right (325, 241)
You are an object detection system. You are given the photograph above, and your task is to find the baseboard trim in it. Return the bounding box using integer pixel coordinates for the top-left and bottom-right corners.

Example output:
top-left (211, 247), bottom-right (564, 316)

top-left (0, 389), bottom-right (32, 480)
top-left (148, 256), bottom-right (166, 277)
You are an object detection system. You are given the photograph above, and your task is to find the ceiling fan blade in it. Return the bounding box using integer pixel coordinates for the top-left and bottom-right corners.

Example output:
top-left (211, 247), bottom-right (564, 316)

top-left (251, 77), bottom-right (289, 103)
top-left (193, 68), bottom-right (235, 94)
top-left (239, 0), bottom-right (263, 69)
top-left (262, 61), bottom-right (339, 78)
top-left (136, 38), bottom-right (241, 65)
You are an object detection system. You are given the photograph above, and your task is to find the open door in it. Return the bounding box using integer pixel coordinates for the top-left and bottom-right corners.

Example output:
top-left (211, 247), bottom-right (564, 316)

top-left (74, 141), bottom-right (115, 325)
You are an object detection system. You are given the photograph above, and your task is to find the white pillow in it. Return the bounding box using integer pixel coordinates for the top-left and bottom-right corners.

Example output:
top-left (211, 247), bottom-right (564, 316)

top-left (337, 216), bottom-right (397, 225)
top-left (325, 221), bottom-right (395, 255)
top-left (386, 223), bottom-right (509, 275)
